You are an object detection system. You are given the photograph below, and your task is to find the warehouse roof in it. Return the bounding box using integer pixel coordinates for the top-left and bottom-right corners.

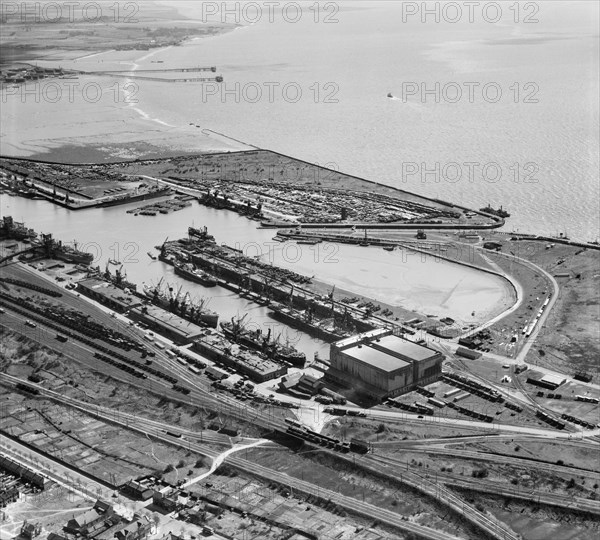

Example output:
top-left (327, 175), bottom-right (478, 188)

top-left (369, 334), bottom-right (438, 362)
top-left (131, 305), bottom-right (204, 340)
top-left (541, 373), bottom-right (567, 387)
top-left (78, 278), bottom-right (141, 309)
top-left (342, 344), bottom-right (411, 373)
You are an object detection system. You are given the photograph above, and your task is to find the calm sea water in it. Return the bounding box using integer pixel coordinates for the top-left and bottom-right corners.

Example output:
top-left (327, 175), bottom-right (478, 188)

top-left (125, 0), bottom-right (598, 241)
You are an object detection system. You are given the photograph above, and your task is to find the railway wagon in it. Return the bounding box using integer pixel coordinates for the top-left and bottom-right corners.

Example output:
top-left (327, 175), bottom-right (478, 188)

top-left (350, 438), bottom-right (369, 454)
top-left (455, 347), bottom-right (482, 360)
top-left (219, 427), bottom-right (240, 437)
top-left (428, 397), bottom-right (445, 408)
top-left (284, 418), bottom-right (306, 430)
top-left (443, 388), bottom-right (461, 399)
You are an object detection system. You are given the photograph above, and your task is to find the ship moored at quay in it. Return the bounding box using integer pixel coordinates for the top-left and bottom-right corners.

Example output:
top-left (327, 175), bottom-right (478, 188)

top-left (192, 330), bottom-right (288, 383)
top-left (173, 261), bottom-right (217, 288)
top-left (0, 216), bottom-right (93, 265)
top-left (159, 227), bottom-right (394, 342)
top-left (220, 314), bottom-right (306, 367)
top-left (0, 226), bottom-right (298, 382)
top-left (141, 278), bottom-right (219, 328)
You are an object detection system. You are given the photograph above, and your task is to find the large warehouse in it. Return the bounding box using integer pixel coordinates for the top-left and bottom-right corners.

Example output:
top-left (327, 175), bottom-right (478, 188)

top-left (129, 305), bottom-right (205, 345)
top-left (326, 329), bottom-right (444, 401)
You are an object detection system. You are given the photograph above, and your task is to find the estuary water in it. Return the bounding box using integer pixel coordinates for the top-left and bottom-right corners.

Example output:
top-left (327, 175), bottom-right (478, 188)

top-left (115, 0), bottom-right (598, 241)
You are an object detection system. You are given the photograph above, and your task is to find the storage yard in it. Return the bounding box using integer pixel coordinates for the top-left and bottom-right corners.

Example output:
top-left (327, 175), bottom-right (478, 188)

top-left (0, 151), bottom-right (504, 227)
top-left (0, 160), bottom-right (174, 210)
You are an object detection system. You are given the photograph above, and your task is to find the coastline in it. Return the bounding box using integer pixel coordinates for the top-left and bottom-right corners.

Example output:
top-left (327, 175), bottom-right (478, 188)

top-left (2, 3), bottom-right (597, 242)
top-left (0, 4), bottom-right (245, 161)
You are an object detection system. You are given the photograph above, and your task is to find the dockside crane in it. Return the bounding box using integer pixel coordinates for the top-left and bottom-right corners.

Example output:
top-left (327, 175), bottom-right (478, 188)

top-left (160, 237), bottom-right (169, 259)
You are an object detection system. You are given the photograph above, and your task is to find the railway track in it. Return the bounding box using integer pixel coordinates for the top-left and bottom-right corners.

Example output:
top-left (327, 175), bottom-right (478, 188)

top-left (366, 454), bottom-right (600, 516)
top-left (447, 360), bottom-right (576, 433)
top-left (0, 296), bottom-right (286, 433)
top-left (0, 373), bottom-right (235, 448)
top-left (0, 274), bottom-right (588, 539)
top-left (0, 375), bottom-right (467, 540)
top-left (357, 454), bottom-right (521, 540)
top-left (371, 433), bottom-right (600, 451)
top-left (373, 446), bottom-right (600, 481)
top-left (3, 373), bottom-right (520, 540)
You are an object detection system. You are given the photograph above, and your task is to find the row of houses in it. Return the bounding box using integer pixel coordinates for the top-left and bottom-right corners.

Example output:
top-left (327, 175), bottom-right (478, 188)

top-left (0, 454), bottom-right (47, 490)
top-left (59, 500), bottom-right (151, 540)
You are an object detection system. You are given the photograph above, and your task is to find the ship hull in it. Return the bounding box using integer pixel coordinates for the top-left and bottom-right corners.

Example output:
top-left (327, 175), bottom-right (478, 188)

top-left (174, 263), bottom-right (217, 287)
top-left (221, 322), bottom-right (306, 367)
top-left (269, 307), bottom-right (347, 343)
top-left (142, 289), bottom-right (218, 328)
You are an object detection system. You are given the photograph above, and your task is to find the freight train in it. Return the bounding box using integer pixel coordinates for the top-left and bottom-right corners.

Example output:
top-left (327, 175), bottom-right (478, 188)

top-left (283, 418), bottom-right (356, 453)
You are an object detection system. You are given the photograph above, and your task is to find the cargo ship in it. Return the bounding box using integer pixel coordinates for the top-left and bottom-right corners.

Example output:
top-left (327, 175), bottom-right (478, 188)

top-left (98, 186), bottom-right (172, 208)
top-left (480, 204), bottom-right (510, 218)
top-left (192, 331), bottom-right (287, 383)
top-left (188, 226), bottom-right (215, 243)
top-left (0, 216), bottom-right (37, 240)
top-left (142, 279), bottom-right (218, 328)
top-left (162, 235), bottom-right (378, 335)
top-left (43, 235), bottom-right (94, 265)
top-left (103, 264), bottom-right (137, 292)
top-left (174, 261), bottom-right (217, 287)
top-left (269, 304), bottom-right (351, 343)
top-left (220, 315), bottom-right (306, 367)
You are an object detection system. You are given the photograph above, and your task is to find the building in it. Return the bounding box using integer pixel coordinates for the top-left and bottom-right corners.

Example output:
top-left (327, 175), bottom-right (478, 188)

top-left (153, 491), bottom-right (178, 513)
top-left (21, 521), bottom-right (41, 540)
top-left (114, 514), bottom-right (152, 540)
top-left (77, 278), bottom-right (142, 313)
top-left (129, 305), bottom-right (205, 345)
top-left (540, 373), bottom-right (567, 389)
top-left (326, 329), bottom-right (444, 401)
top-left (0, 487), bottom-right (19, 508)
top-left (47, 534), bottom-right (68, 540)
top-left (0, 455), bottom-right (47, 489)
top-left (64, 509), bottom-right (106, 535)
top-left (120, 480), bottom-right (153, 501)
top-left (93, 500), bottom-right (114, 516)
